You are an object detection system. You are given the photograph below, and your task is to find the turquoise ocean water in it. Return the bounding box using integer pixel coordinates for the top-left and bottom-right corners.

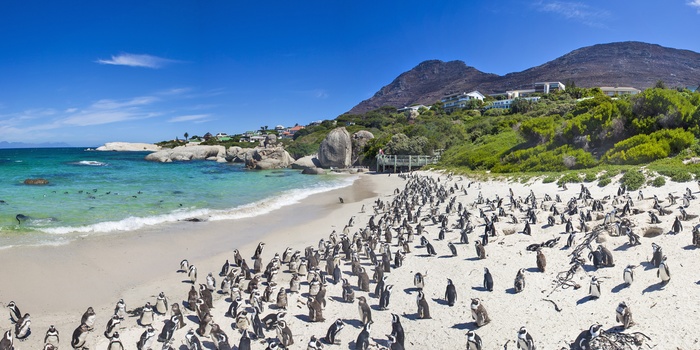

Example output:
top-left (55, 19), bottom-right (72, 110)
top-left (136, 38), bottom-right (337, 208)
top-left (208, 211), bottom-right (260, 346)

top-left (0, 148), bottom-right (355, 248)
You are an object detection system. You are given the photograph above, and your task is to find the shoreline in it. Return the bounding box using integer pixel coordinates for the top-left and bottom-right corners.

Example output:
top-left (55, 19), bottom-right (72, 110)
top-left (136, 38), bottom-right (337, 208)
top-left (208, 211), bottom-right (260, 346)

top-left (0, 172), bottom-right (402, 349)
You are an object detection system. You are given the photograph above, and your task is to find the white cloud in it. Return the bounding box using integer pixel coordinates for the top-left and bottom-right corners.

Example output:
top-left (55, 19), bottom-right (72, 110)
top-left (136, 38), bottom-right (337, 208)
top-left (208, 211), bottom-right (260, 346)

top-left (96, 53), bottom-right (179, 69)
top-left (689, 0), bottom-right (700, 13)
top-left (91, 96), bottom-right (159, 109)
top-left (534, 1), bottom-right (610, 27)
top-left (168, 114), bottom-right (210, 123)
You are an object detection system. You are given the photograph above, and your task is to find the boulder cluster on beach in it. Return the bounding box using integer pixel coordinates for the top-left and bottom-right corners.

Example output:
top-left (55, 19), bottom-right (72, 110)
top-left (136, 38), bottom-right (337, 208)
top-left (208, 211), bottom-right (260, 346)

top-left (4, 171), bottom-right (700, 349)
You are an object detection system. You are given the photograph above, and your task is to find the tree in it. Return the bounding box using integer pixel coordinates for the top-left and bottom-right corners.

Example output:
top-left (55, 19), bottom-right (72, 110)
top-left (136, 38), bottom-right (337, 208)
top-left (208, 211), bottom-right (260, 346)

top-left (184, 132), bottom-right (189, 141)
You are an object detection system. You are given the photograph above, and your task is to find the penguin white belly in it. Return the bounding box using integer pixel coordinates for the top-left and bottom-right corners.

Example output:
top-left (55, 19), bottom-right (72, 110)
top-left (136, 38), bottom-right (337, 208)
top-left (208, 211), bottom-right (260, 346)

top-left (623, 270), bottom-right (633, 285)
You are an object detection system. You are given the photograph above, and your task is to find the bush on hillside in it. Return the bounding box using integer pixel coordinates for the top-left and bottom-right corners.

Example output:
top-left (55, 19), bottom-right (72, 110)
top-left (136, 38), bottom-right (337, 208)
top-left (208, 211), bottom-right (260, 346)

top-left (620, 170), bottom-right (645, 190)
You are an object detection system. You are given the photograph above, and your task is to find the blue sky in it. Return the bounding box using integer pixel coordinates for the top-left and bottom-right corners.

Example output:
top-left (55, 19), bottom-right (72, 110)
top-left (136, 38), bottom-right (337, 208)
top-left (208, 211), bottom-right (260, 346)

top-left (1, 1), bottom-right (700, 146)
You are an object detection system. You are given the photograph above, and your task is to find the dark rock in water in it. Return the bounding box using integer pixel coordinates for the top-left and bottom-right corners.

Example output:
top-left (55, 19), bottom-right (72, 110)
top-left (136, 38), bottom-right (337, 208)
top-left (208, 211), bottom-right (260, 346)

top-left (24, 178), bottom-right (49, 185)
top-left (183, 217), bottom-right (205, 222)
top-left (302, 168), bottom-right (326, 175)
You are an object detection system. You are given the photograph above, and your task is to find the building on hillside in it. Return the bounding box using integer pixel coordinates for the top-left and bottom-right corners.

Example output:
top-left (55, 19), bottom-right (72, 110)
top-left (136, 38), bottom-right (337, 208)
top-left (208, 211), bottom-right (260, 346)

top-left (280, 125), bottom-right (305, 139)
top-left (441, 91), bottom-right (485, 112)
top-left (599, 86), bottom-right (641, 97)
top-left (484, 96), bottom-right (541, 110)
top-left (686, 85), bottom-right (698, 92)
top-left (275, 125), bottom-right (285, 130)
top-left (534, 81), bottom-right (565, 94)
top-left (397, 105), bottom-right (429, 113)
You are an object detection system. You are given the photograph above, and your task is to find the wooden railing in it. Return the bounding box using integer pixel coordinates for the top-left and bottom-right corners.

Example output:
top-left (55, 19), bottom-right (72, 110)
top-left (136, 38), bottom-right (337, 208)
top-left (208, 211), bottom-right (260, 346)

top-left (376, 154), bottom-right (440, 172)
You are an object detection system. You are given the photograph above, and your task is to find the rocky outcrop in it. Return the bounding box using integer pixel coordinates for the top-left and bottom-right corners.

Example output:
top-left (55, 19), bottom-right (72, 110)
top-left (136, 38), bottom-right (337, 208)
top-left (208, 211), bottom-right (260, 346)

top-left (351, 130), bottom-right (374, 165)
top-left (318, 127), bottom-right (352, 168)
top-left (291, 155), bottom-right (322, 169)
top-left (96, 142), bottom-right (161, 152)
top-left (264, 134), bottom-right (278, 147)
top-left (144, 145), bottom-right (226, 162)
top-left (24, 178), bottom-right (49, 185)
top-left (226, 146), bottom-right (295, 170)
top-left (302, 168), bottom-right (326, 175)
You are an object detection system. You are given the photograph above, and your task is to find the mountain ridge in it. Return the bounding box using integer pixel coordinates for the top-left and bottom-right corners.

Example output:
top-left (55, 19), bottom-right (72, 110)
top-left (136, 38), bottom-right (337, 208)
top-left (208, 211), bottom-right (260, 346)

top-left (348, 41), bottom-right (700, 114)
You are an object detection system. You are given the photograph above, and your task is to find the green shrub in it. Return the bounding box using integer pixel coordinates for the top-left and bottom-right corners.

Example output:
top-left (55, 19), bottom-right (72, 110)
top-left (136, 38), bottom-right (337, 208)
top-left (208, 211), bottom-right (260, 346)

top-left (557, 173), bottom-right (582, 187)
top-left (620, 170), bottom-right (646, 190)
top-left (651, 176), bottom-right (666, 187)
top-left (542, 175), bottom-right (558, 183)
top-left (583, 172), bottom-right (598, 182)
top-left (598, 177), bottom-right (611, 187)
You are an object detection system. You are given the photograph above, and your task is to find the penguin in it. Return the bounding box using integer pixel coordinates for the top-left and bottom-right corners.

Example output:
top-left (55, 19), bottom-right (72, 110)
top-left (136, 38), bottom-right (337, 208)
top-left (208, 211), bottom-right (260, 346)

top-left (448, 241), bottom-right (457, 256)
top-left (0, 330), bottom-right (12, 350)
top-left (184, 328), bottom-right (202, 350)
top-left (470, 298), bottom-right (490, 327)
top-left (425, 242), bottom-right (437, 256)
top-left (598, 245), bottom-right (615, 267)
top-left (15, 313), bottom-right (31, 340)
top-left (200, 284), bottom-right (214, 308)
top-left (307, 335), bottom-right (324, 350)
top-left (81, 306), bottom-right (96, 331)
top-left (210, 323), bottom-right (231, 350)
top-left (374, 275), bottom-right (388, 298)
top-left (323, 319), bottom-right (344, 345)
top-left (672, 216), bottom-right (683, 234)
top-left (104, 314), bottom-right (121, 339)
top-left (589, 276), bottom-right (601, 299)
top-left (136, 326), bottom-right (156, 350)
top-left (276, 320), bottom-right (294, 348)
top-left (417, 291), bottom-right (431, 319)
top-left (536, 248), bottom-right (546, 272)
top-left (332, 264), bottom-right (342, 285)
top-left (139, 302), bottom-right (155, 326)
top-left (308, 296), bottom-right (325, 322)
top-left (651, 243), bottom-right (663, 268)
top-left (238, 331), bottom-right (251, 350)
top-left (387, 334), bottom-right (404, 350)
top-left (7, 301), bottom-right (21, 324)
top-left (276, 287), bottom-right (288, 309)
top-left (253, 242), bottom-right (266, 260)
top-left (658, 255), bottom-right (671, 285)
top-left (188, 264), bottom-right (198, 284)
top-left (379, 285), bottom-right (393, 310)
top-left (107, 332), bottom-right (124, 350)
top-left (235, 310), bottom-right (250, 331)
top-left (483, 267), bottom-right (494, 292)
top-left (290, 273), bottom-right (301, 293)
top-left (445, 278), bottom-right (457, 306)
top-left (475, 240), bottom-right (486, 259)
top-left (206, 272), bottom-right (217, 292)
top-left (342, 278), bottom-right (355, 303)
top-left (514, 268), bottom-right (526, 293)
top-left (233, 249), bottom-right (244, 267)
top-left (390, 313), bottom-right (405, 347)
top-left (187, 285), bottom-right (198, 311)
top-left (155, 291), bottom-right (169, 315)
top-left (44, 325), bottom-right (59, 348)
top-left (414, 272), bottom-right (425, 290)
top-left (171, 303), bottom-right (185, 329)
top-left (516, 326), bottom-right (535, 350)
top-left (158, 315), bottom-right (180, 343)
top-left (357, 296), bottom-right (372, 324)
top-left (358, 267), bottom-right (370, 292)
top-left (616, 301), bottom-right (634, 329)
top-left (179, 259), bottom-right (189, 273)
top-left (114, 298), bottom-right (127, 320)
top-left (466, 330), bottom-right (483, 350)
top-left (576, 324), bottom-right (601, 350)
top-left (623, 265), bottom-right (635, 285)
top-left (71, 323), bottom-right (89, 349)
top-left (355, 321), bottom-right (371, 350)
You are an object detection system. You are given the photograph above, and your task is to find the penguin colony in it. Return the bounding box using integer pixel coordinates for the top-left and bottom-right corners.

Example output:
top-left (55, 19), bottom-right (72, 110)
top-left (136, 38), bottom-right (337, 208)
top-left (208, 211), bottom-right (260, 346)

top-left (3, 173), bottom-right (699, 349)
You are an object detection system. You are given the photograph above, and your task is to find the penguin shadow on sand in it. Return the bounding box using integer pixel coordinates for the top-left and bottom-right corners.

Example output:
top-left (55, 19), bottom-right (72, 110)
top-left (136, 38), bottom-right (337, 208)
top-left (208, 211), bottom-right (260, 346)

top-left (642, 281), bottom-right (667, 294)
top-left (683, 244), bottom-right (698, 250)
top-left (505, 287), bottom-right (518, 294)
top-left (465, 256), bottom-right (483, 262)
top-left (524, 267), bottom-right (541, 273)
top-left (451, 320), bottom-right (480, 331)
top-left (576, 295), bottom-right (597, 305)
top-left (294, 314), bottom-right (313, 323)
top-left (344, 319), bottom-right (365, 328)
top-left (471, 285), bottom-right (490, 292)
top-left (431, 297), bottom-right (450, 306)
top-left (611, 282), bottom-right (631, 293)
top-left (640, 261), bottom-right (656, 271)
top-left (185, 314), bottom-right (200, 323)
top-left (403, 287), bottom-right (421, 294)
top-left (613, 243), bottom-right (635, 251)
top-left (438, 254), bottom-right (455, 259)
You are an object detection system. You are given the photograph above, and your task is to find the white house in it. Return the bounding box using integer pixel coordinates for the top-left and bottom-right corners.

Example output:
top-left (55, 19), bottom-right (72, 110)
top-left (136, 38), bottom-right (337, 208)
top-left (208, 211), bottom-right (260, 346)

top-left (599, 87), bottom-right (641, 96)
top-left (441, 91), bottom-right (485, 112)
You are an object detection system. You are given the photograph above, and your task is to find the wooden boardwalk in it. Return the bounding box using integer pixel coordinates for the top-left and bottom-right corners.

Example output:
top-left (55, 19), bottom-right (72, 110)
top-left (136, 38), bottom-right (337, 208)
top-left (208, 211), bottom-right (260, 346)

top-left (376, 154), bottom-right (440, 172)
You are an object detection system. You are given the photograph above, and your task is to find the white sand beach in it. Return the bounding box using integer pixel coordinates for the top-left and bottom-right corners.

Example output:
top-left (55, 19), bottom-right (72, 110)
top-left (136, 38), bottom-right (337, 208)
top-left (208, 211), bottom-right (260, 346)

top-left (1, 170), bottom-right (698, 349)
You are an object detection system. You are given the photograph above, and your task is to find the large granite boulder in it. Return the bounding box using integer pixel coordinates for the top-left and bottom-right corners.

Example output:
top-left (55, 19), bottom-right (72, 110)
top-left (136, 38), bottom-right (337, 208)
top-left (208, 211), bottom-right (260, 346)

top-left (244, 147), bottom-right (295, 170)
top-left (291, 155), bottom-right (322, 169)
top-left (318, 127), bottom-right (352, 168)
top-left (145, 145), bottom-right (226, 162)
top-left (302, 167), bottom-right (326, 175)
top-left (264, 134), bottom-right (278, 147)
top-left (351, 130), bottom-right (374, 165)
